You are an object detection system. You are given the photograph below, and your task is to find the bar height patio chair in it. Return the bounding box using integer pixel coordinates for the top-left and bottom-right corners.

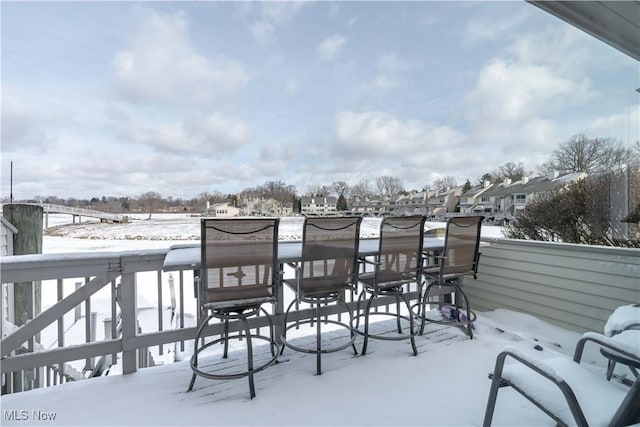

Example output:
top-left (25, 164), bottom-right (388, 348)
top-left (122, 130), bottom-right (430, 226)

top-left (413, 215), bottom-right (483, 338)
top-left (281, 216), bottom-right (362, 375)
top-left (187, 218), bottom-right (281, 399)
top-left (355, 215), bottom-right (426, 356)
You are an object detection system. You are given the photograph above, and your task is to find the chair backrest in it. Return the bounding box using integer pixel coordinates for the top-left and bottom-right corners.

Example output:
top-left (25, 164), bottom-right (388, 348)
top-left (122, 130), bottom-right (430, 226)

top-left (377, 216), bottom-right (426, 283)
top-left (300, 216), bottom-right (362, 290)
top-left (440, 216), bottom-right (483, 278)
top-left (200, 218), bottom-right (279, 305)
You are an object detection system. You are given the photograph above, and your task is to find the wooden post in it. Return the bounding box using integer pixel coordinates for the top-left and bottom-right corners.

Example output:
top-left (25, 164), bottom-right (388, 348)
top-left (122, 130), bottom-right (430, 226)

top-left (2, 204), bottom-right (43, 393)
top-left (2, 204), bottom-right (43, 328)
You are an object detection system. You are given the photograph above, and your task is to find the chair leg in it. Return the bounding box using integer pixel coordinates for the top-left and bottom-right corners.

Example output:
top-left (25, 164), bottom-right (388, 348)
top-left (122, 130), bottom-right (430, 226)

top-left (241, 317), bottom-right (256, 399)
top-left (261, 306), bottom-right (278, 359)
top-left (606, 359), bottom-right (616, 381)
top-left (280, 299), bottom-right (296, 356)
top-left (418, 286), bottom-right (431, 336)
top-left (316, 303), bottom-right (322, 376)
top-left (395, 294), bottom-right (402, 334)
top-left (223, 318), bottom-right (230, 358)
top-left (455, 286), bottom-right (474, 339)
top-left (400, 292), bottom-right (417, 356)
top-left (336, 297), bottom-right (358, 356)
top-left (483, 354), bottom-right (508, 427)
top-left (187, 313), bottom-right (212, 392)
top-left (355, 290), bottom-right (367, 331)
top-left (361, 294), bottom-right (375, 356)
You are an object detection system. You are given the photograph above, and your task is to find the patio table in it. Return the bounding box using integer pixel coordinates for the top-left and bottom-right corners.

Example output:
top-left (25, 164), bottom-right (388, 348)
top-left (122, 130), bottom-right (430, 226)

top-left (162, 237), bottom-right (445, 271)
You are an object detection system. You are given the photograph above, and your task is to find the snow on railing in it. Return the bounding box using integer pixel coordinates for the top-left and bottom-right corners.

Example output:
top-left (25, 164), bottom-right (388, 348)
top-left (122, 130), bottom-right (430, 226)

top-left (22, 203), bottom-right (125, 223)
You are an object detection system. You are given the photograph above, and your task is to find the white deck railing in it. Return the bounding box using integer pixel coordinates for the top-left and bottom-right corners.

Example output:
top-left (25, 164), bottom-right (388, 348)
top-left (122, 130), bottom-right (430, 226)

top-left (0, 248), bottom-right (400, 394)
top-left (1, 239), bottom-right (638, 395)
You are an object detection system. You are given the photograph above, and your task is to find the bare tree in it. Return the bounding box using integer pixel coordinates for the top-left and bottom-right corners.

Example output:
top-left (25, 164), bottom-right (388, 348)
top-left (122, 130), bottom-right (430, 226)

top-left (351, 180), bottom-right (372, 200)
top-left (138, 191), bottom-right (163, 220)
top-left (504, 169), bottom-right (639, 247)
top-left (432, 176), bottom-right (457, 193)
top-left (547, 134), bottom-right (630, 173)
top-left (261, 180), bottom-right (296, 202)
top-left (630, 140), bottom-right (640, 166)
top-left (305, 184), bottom-right (331, 197)
top-left (375, 176), bottom-right (404, 197)
top-left (331, 181), bottom-right (350, 197)
top-left (478, 162), bottom-right (525, 184)
top-left (497, 162), bottom-right (525, 181)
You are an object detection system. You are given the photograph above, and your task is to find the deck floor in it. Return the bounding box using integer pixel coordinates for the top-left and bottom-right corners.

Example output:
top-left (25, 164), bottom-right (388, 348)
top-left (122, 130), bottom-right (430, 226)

top-left (3, 311), bottom-right (605, 426)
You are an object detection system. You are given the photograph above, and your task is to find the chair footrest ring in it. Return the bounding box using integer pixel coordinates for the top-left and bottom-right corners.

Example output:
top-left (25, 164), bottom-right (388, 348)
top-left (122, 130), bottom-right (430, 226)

top-left (280, 319), bottom-right (356, 355)
top-left (354, 311), bottom-right (418, 341)
top-left (190, 334), bottom-right (279, 381)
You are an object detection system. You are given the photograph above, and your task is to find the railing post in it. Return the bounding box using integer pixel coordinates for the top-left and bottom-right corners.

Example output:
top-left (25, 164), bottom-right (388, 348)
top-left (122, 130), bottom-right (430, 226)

top-left (74, 282), bottom-right (82, 321)
top-left (103, 317), bottom-right (112, 365)
top-left (119, 272), bottom-right (137, 374)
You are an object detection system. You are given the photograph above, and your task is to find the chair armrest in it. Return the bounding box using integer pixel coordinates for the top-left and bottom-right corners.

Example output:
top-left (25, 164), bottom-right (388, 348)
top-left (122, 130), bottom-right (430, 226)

top-left (574, 332), bottom-right (640, 364)
top-left (491, 347), bottom-right (566, 384)
top-left (486, 347), bottom-right (587, 427)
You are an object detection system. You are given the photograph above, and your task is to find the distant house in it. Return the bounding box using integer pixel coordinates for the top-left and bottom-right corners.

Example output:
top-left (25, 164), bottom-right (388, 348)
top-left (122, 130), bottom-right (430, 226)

top-left (207, 203), bottom-right (240, 217)
top-left (393, 191), bottom-right (431, 216)
top-left (426, 187), bottom-right (463, 217)
top-left (479, 171), bottom-right (587, 221)
top-left (281, 201), bottom-right (294, 216)
top-left (348, 197), bottom-right (392, 216)
top-left (459, 181), bottom-right (493, 215)
top-left (300, 196), bottom-right (337, 216)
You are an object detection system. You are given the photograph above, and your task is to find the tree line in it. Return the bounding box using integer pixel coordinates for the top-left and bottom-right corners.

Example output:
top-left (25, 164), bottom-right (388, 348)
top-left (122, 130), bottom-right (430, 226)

top-left (9, 134), bottom-right (639, 215)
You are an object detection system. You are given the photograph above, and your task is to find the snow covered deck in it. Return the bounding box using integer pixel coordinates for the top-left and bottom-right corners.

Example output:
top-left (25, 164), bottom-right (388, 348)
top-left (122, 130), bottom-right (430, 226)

top-left (3, 309), bottom-right (617, 427)
top-left (1, 216), bottom-right (638, 425)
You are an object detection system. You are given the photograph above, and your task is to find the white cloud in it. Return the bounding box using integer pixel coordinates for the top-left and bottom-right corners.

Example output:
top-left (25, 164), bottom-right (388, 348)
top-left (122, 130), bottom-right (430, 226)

top-left (112, 9), bottom-right (249, 106)
top-left (241, 2), bottom-right (305, 47)
top-left (507, 26), bottom-right (592, 76)
top-left (464, 58), bottom-right (592, 125)
top-left (127, 112), bottom-right (251, 155)
top-left (588, 104), bottom-right (640, 144)
top-left (1, 84), bottom-right (68, 152)
top-left (335, 110), bottom-right (464, 159)
top-left (466, 8), bottom-right (529, 43)
top-left (317, 35), bottom-right (347, 61)
top-left (364, 52), bottom-right (406, 91)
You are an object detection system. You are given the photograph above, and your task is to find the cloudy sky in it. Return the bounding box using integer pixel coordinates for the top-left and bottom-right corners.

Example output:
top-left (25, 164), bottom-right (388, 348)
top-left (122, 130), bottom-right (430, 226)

top-left (2, 1), bottom-right (638, 200)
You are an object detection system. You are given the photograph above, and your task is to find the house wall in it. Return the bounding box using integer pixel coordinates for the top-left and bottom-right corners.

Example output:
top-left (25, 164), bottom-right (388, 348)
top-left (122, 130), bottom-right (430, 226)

top-left (1, 219), bottom-right (16, 257)
top-left (1, 218), bottom-right (17, 325)
top-left (467, 238), bottom-right (640, 334)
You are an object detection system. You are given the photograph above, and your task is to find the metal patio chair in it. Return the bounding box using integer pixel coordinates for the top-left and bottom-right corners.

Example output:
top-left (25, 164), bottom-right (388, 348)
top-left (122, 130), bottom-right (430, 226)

top-left (483, 332), bottom-right (640, 427)
top-left (356, 215), bottom-right (426, 356)
top-left (187, 218), bottom-right (280, 399)
top-left (281, 216), bottom-right (362, 375)
top-left (413, 216), bottom-right (483, 338)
